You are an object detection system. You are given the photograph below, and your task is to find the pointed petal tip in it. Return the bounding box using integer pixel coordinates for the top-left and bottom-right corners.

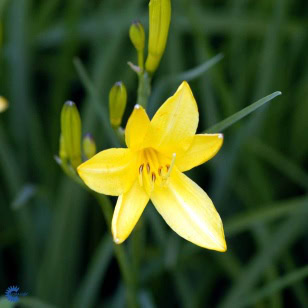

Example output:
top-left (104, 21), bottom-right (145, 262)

top-left (218, 133), bottom-right (224, 139)
top-left (178, 80), bottom-right (190, 91)
top-left (113, 236), bottom-right (122, 244)
top-left (134, 104), bottom-right (141, 109)
top-left (114, 238), bottom-right (120, 244)
top-left (217, 241), bottom-right (227, 252)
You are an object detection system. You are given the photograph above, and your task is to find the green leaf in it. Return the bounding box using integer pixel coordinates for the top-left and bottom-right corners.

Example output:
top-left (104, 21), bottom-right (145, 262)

top-left (225, 195), bottom-right (308, 236)
top-left (165, 53), bottom-right (224, 83)
top-left (74, 235), bottom-right (113, 308)
top-left (18, 297), bottom-right (57, 308)
top-left (73, 57), bottom-right (120, 147)
top-left (248, 140), bottom-right (308, 191)
top-left (11, 184), bottom-right (37, 210)
top-left (205, 91), bottom-right (282, 133)
top-left (219, 214), bottom-right (307, 308)
top-left (148, 54), bottom-right (224, 116)
top-left (239, 265), bottom-right (308, 308)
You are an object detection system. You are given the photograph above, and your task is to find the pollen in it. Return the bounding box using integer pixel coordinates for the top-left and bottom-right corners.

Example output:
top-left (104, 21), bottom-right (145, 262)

top-left (146, 163), bottom-right (150, 174)
top-left (138, 148), bottom-right (176, 193)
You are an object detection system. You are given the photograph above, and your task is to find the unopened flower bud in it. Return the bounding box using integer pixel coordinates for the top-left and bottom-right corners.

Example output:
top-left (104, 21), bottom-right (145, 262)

top-left (145, 0), bottom-right (171, 74)
top-left (0, 96), bottom-right (8, 113)
top-left (129, 21), bottom-right (145, 52)
top-left (61, 101), bottom-right (82, 169)
top-left (109, 82), bottom-right (127, 128)
top-left (59, 134), bottom-right (68, 162)
top-left (83, 134), bottom-right (96, 159)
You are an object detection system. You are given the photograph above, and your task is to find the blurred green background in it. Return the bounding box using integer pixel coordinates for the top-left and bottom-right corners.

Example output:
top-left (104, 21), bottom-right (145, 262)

top-left (0, 0), bottom-right (308, 307)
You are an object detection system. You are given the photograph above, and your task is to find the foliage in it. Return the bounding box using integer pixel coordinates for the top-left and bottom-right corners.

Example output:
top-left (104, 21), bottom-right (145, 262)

top-left (0, 0), bottom-right (307, 307)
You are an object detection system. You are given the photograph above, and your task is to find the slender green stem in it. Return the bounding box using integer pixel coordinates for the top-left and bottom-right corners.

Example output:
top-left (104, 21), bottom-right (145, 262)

top-left (137, 50), bottom-right (144, 71)
top-left (95, 194), bottom-right (138, 308)
top-left (136, 71), bottom-right (151, 108)
top-left (59, 166), bottom-right (138, 307)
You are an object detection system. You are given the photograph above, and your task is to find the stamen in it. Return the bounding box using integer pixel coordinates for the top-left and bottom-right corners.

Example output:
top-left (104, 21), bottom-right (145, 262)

top-left (165, 153), bottom-right (176, 179)
top-left (138, 164), bottom-right (144, 186)
top-left (158, 166), bottom-right (162, 176)
top-left (146, 163), bottom-right (150, 174)
top-left (152, 172), bottom-right (156, 182)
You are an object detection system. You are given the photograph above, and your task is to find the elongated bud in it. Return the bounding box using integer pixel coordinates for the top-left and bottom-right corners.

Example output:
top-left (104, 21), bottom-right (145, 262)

top-left (109, 82), bottom-right (127, 128)
top-left (59, 134), bottom-right (68, 162)
top-left (0, 96), bottom-right (8, 113)
top-left (83, 134), bottom-right (96, 159)
top-left (61, 101), bottom-right (82, 169)
top-left (145, 0), bottom-right (171, 74)
top-left (129, 21), bottom-right (145, 52)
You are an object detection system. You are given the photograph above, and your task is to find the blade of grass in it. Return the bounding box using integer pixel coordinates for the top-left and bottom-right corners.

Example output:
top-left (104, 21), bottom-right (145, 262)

top-left (210, 0), bottom-right (288, 209)
top-left (94, 194), bottom-right (138, 308)
top-left (218, 213), bottom-right (307, 308)
top-left (184, 0), bottom-right (236, 120)
top-left (165, 53), bottom-right (224, 83)
top-left (248, 140), bottom-right (308, 191)
top-left (49, 0), bottom-right (85, 151)
top-left (36, 180), bottom-right (87, 306)
top-left (35, 11), bottom-right (306, 49)
top-left (0, 124), bottom-right (38, 288)
top-left (148, 54), bottom-right (223, 117)
top-left (73, 58), bottom-right (119, 147)
top-left (7, 0), bottom-right (51, 182)
top-left (18, 297), bottom-right (57, 308)
top-left (74, 235), bottom-right (113, 308)
top-left (238, 265), bottom-right (308, 308)
top-left (225, 195), bottom-right (308, 236)
top-left (282, 253), bottom-right (308, 306)
top-left (205, 91), bottom-right (282, 133)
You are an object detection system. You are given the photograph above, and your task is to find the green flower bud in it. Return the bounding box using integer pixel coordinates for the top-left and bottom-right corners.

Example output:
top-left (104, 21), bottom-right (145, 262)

top-left (145, 0), bottom-right (171, 74)
top-left (59, 134), bottom-right (68, 162)
top-left (129, 21), bottom-right (145, 52)
top-left (61, 101), bottom-right (82, 169)
top-left (83, 134), bottom-right (96, 159)
top-left (109, 82), bottom-right (127, 128)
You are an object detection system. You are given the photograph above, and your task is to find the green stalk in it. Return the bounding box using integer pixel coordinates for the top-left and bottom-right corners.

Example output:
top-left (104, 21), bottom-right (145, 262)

top-left (95, 194), bottom-right (138, 308)
top-left (136, 71), bottom-right (151, 108)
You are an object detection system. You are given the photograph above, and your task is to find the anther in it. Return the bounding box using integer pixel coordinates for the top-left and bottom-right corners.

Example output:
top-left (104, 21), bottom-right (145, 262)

top-left (152, 172), bottom-right (156, 182)
top-left (166, 165), bottom-right (170, 172)
top-left (138, 164), bottom-right (144, 187)
top-left (158, 166), bottom-right (162, 176)
top-left (146, 163), bottom-right (150, 174)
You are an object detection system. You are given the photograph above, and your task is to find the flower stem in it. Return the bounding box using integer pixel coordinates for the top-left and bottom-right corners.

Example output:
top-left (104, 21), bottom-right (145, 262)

top-left (95, 194), bottom-right (138, 308)
top-left (136, 71), bottom-right (151, 108)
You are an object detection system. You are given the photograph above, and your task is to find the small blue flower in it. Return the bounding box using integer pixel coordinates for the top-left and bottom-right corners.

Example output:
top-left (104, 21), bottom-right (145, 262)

top-left (5, 286), bottom-right (20, 302)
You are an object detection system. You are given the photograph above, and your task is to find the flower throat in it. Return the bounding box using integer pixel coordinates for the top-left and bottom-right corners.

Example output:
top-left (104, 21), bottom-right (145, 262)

top-left (138, 148), bottom-right (176, 192)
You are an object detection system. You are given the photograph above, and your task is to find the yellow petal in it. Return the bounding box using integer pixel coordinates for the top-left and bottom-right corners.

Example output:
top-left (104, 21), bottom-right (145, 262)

top-left (144, 81), bottom-right (198, 154)
top-left (125, 105), bottom-right (151, 150)
top-left (176, 134), bottom-right (224, 172)
top-left (77, 148), bottom-right (137, 196)
top-left (151, 168), bottom-right (226, 251)
top-left (112, 180), bottom-right (149, 244)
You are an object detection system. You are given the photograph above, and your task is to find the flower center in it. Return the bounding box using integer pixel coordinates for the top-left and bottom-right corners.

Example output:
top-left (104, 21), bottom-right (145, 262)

top-left (138, 148), bottom-right (176, 193)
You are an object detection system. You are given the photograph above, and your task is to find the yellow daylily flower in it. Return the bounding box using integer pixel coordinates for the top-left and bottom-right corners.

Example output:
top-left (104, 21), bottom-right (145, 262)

top-left (78, 81), bottom-right (226, 252)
